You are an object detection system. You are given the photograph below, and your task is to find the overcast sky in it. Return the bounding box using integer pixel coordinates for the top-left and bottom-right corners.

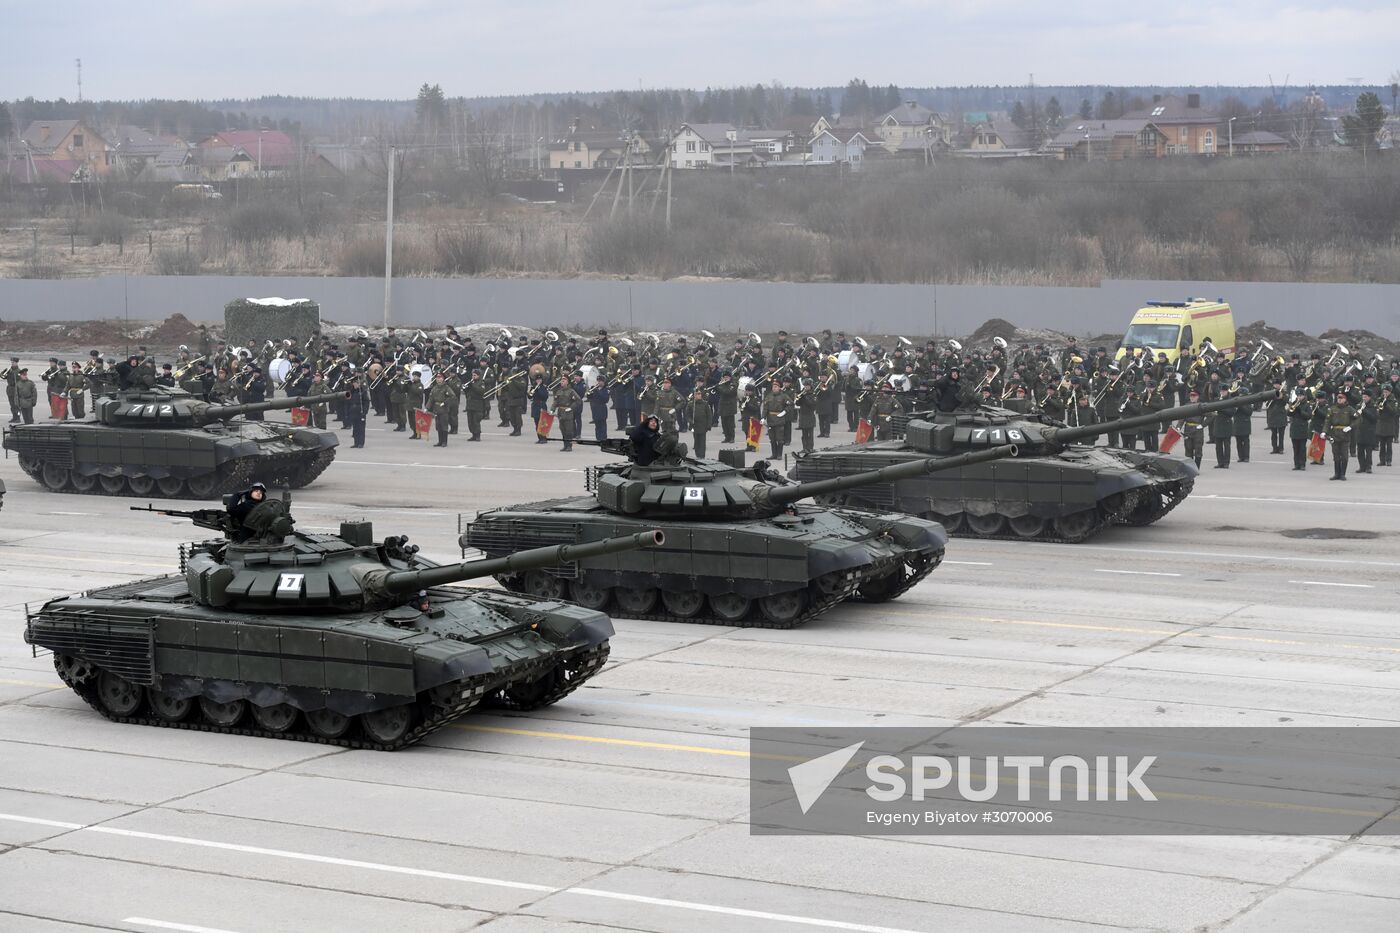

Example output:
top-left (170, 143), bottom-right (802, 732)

top-left (6, 0), bottom-right (1397, 100)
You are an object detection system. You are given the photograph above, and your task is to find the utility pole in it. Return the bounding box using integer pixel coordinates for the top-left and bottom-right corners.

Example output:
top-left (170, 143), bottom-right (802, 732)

top-left (383, 146), bottom-right (396, 328)
top-left (76, 58), bottom-right (82, 102)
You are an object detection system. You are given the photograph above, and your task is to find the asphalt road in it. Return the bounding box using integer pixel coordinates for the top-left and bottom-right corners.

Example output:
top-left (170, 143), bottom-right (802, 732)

top-left (1, 403), bottom-right (1398, 933)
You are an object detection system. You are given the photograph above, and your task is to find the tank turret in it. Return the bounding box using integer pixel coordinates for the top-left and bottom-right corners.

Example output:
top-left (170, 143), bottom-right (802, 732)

top-left (791, 389), bottom-right (1279, 544)
top-left (95, 387), bottom-right (349, 428)
top-left (578, 437), bottom-right (1016, 519)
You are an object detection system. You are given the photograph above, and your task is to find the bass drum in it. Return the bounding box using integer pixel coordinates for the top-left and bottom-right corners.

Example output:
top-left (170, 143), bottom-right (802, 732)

top-left (528, 362), bottom-right (547, 378)
top-left (409, 363), bottom-right (433, 389)
top-left (268, 357), bottom-right (293, 386)
top-left (836, 349), bottom-right (861, 373)
top-left (578, 364), bottom-right (600, 388)
top-left (856, 362), bottom-right (875, 383)
top-left (737, 375), bottom-right (754, 397)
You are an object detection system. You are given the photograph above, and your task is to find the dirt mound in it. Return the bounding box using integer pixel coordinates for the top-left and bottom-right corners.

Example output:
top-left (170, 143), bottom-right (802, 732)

top-left (1237, 320), bottom-right (1400, 361)
top-left (143, 313), bottom-right (210, 346)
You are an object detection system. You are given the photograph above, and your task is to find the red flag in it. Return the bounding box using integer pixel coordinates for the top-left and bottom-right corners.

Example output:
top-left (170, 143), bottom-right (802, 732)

top-left (855, 419), bottom-right (874, 444)
top-left (413, 408), bottom-right (434, 438)
top-left (290, 407), bottom-right (311, 427)
top-left (50, 395), bottom-right (68, 420)
top-left (1159, 425), bottom-right (1182, 454)
top-left (745, 416), bottom-right (763, 451)
top-left (537, 409), bottom-right (557, 438)
top-left (1308, 432), bottom-right (1326, 463)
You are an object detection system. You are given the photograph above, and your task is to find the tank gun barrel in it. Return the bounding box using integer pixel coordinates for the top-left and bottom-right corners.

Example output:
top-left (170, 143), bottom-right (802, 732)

top-left (1046, 389), bottom-right (1276, 445)
top-left (384, 530), bottom-right (665, 594)
top-left (769, 444), bottom-right (1018, 507)
top-left (200, 391), bottom-right (350, 424)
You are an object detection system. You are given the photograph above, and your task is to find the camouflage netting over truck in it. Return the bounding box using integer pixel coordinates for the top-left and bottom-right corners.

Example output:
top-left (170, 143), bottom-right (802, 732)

top-left (224, 298), bottom-right (321, 350)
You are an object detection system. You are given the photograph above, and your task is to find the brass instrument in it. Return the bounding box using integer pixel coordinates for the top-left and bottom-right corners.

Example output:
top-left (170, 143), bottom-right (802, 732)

top-left (485, 369), bottom-right (526, 398)
top-left (1247, 339), bottom-right (1275, 377)
top-left (974, 365), bottom-right (1001, 394)
top-left (173, 355), bottom-right (206, 380)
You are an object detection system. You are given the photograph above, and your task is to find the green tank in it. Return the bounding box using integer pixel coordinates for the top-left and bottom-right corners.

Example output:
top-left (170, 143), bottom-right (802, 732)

top-left (790, 390), bottom-right (1276, 543)
top-left (459, 439), bottom-right (1015, 628)
top-left (25, 498), bottom-right (663, 749)
top-left (2, 386), bottom-right (347, 498)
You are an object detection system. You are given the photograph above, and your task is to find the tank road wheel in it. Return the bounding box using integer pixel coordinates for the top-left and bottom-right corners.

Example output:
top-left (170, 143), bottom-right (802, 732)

top-left (147, 689), bottom-right (193, 723)
top-left (929, 511), bottom-right (965, 533)
top-left (1052, 511), bottom-right (1099, 542)
top-left (360, 703), bottom-right (415, 745)
top-left (709, 593), bottom-right (753, 623)
top-left (185, 474), bottom-right (220, 498)
top-left (305, 708), bottom-right (351, 740)
top-left (661, 589), bottom-right (706, 618)
top-left (99, 474), bottom-right (126, 494)
top-left (155, 476), bottom-right (186, 497)
top-left (965, 512), bottom-right (1007, 537)
top-left (251, 703), bottom-right (299, 733)
top-left (68, 472), bottom-right (97, 493)
top-left (614, 587), bottom-right (659, 615)
top-left (40, 464), bottom-right (70, 491)
top-left (200, 697), bottom-right (247, 728)
top-left (126, 475), bottom-right (155, 496)
top-left (568, 580), bottom-right (612, 610)
top-left (523, 570), bottom-right (567, 600)
top-left (1009, 515), bottom-right (1047, 539)
top-left (96, 670), bottom-right (143, 717)
top-left (759, 589), bottom-right (808, 626)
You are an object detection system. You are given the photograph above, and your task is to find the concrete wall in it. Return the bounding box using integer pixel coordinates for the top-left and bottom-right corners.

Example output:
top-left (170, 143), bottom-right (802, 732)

top-left (2, 274), bottom-right (1396, 338)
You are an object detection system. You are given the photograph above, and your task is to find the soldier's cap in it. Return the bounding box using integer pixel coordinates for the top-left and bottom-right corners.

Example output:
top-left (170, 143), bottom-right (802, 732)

top-left (881, 382), bottom-right (893, 390)
top-left (777, 331), bottom-right (788, 337)
top-left (89, 349), bottom-right (100, 357)
top-left (1362, 389), bottom-right (1374, 397)
top-left (8, 356), bottom-right (17, 362)
top-left (18, 368), bottom-right (27, 374)
top-left (1345, 374), bottom-right (1355, 381)
top-left (1273, 377), bottom-right (1283, 384)
top-left (48, 357), bottom-right (58, 362)
top-left (162, 363), bottom-right (173, 370)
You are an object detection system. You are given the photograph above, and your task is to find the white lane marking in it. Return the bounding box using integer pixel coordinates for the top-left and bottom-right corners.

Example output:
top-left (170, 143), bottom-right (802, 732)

top-left (125, 919), bottom-right (242, 933)
top-left (46, 511), bottom-right (94, 516)
top-left (1093, 569), bottom-right (1181, 577)
top-left (942, 560), bottom-right (992, 566)
top-left (1025, 543), bottom-right (1400, 569)
top-left (1, 813), bottom-right (929, 933)
top-left (1289, 580), bottom-right (1374, 589)
top-left (566, 888), bottom-right (930, 933)
top-left (1198, 494), bottom-right (1400, 509)
top-left (337, 460), bottom-right (582, 474)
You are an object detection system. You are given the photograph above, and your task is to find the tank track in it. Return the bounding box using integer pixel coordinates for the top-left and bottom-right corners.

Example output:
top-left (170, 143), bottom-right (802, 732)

top-left (490, 643), bottom-right (611, 710)
top-left (18, 456), bottom-right (254, 499)
top-left (281, 447), bottom-right (337, 489)
top-left (851, 551), bottom-right (943, 603)
top-left (55, 655), bottom-right (490, 751)
top-left (501, 574), bottom-right (860, 629)
top-left (1116, 479), bottom-right (1194, 527)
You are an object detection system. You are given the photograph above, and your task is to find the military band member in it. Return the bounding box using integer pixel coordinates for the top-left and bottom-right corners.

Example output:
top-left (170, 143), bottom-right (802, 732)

top-left (501, 370), bottom-right (526, 436)
top-left (871, 382), bottom-right (902, 441)
top-left (714, 372), bottom-right (738, 443)
top-left (1232, 388), bottom-right (1252, 462)
top-left (426, 372), bottom-right (455, 447)
top-left (796, 378), bottom-right (818, 452)
top-left (1181, 390), bottom-right (1205, 467)
top-left (1355, 389), bottom-right (1378, 474)
top-left (654, 377), bottom-right (682, 438)
top-left (763, 383), bottom-right (788, 457)
top-left (1378, 386), bottom-right (1398, 466)
top-left (1325, 389), bottom-right (1357, 480)
top-left (686, 387), bottom-right (711, 459)
top-left (14, 368), bottom-right (36, 423)
top-left (42, 359), bottom-right (66, 418)
top-left (1287, 388), bottom-right (1313, 470)
top-left (306, 372), bottom-right (329, 429)
top-left (1265, 380), bottom-right (1288, 454)
top-left (66, 361), bottom-right (87, 419)
top-left (3, 356), bottom-right (20, 423)
top-left (346, 374), bottom-right (369, 448)
top-left (1212, 390), bottom-right (1233, 469)
top-left (587, 376), bottom-right (610, 442)
top-left (462, 369), bottom-right (487, 441)
top-left (550, 379), bottom-right (576, 452)
top-left (843, 366), bottom-right (863, 431)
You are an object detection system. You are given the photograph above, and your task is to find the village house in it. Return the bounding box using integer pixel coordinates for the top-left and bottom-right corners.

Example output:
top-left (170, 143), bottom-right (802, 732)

top-left (11, 119), bottom-right (113, 181)
top-left (809, 128), bottom-right (871, 168)
top-left (1228, 130), bottom-right (1290, 154)
top-left (1123, 94), bottom-right (1222, 155)
top-left (874, 100), bottom-right (952, 152)
top-left (1045, 119), bottom-right (1169, 160)
top-left (548, 130), bottom-right (657, 170)
top-left (669, 123), bottom-right (757, 169)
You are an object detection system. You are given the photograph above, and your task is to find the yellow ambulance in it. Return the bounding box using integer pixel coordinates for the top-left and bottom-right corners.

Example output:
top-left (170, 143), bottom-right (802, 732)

top-left (1115, 299), bottom-right (1235, 364)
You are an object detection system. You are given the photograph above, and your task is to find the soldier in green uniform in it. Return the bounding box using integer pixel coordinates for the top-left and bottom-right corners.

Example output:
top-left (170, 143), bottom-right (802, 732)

top-left (843, 365), bottom-right (862, 432)
top-left (1355, 389), bottom-right (1378, 474)
top-left (871, 383), bottom-right (902, 441)
top-left (1181, 389), bottom-right (1205, 467)
top-left (550, 379), bottom-right (575, 452)
top-left (14, 368), bottom-right (37, 423)
top-left (714, 372), bottom-right (738, 443)
top-left (388, 368), bottom-right (410, 433)
top-left (686, 387), bottom-right (711, 459)
top-left (740, 384), bottom-right (762, 445)
top-left (42, 360), bottom-right (67, 419)
top-left (1308, 391), bottom-right (1329, 466)
top-left (1324, 389), bottom-right (1357, 480)
top-left (445, 369), bottom-right (462, 435)
top-left (2, 356), bottom-right (19, 423)
top-left (306, 372), bottom-right (329, 429)
top-left (1377, 385), bottom-right (1398, 467)
top-left (462, 369), bottom-right (488, 441)
top-left (653, 377), bottom-right (682, 438)
top-left (426, 371), bottom-right (455, 447)
top-left (763, 383), bottom-right (789, 457)
top-left (66, 361), bottom-right (87, 420)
